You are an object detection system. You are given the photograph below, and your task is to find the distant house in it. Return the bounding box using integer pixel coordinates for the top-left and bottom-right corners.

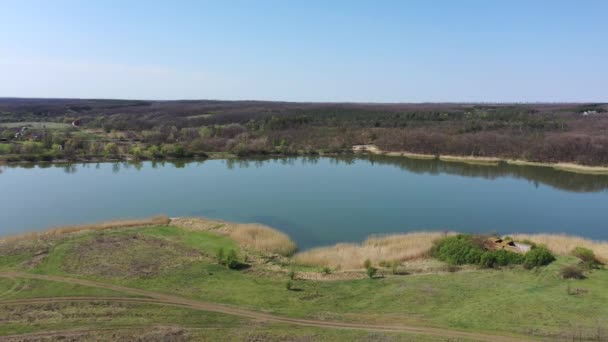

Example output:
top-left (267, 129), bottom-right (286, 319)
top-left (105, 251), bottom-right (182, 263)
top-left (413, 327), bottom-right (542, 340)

top-left (582, 111), bottom-right (598, 116)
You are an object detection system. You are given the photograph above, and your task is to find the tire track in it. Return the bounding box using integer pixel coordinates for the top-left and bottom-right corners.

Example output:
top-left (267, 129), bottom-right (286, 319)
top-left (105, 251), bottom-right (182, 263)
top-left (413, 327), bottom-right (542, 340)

top-left (0, 272), bottom-right (534, 342)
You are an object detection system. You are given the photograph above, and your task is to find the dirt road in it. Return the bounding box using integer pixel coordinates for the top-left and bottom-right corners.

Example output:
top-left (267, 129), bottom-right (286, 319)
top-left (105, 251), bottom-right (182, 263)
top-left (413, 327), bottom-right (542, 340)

top-left (0, 272), bottom-right (533, 342)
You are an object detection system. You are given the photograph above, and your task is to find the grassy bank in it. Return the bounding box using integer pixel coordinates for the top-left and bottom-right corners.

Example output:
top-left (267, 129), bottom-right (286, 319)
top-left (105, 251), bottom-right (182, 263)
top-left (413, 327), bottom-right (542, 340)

top-left (0, 216), bottom-right (171, 244)
top-left (1, 217), bottom-right (608, 340)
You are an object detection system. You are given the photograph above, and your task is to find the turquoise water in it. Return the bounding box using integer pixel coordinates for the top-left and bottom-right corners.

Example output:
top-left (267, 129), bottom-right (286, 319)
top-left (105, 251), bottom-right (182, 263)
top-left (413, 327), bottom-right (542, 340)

top-left (1, 156), bottom-right (607, 249)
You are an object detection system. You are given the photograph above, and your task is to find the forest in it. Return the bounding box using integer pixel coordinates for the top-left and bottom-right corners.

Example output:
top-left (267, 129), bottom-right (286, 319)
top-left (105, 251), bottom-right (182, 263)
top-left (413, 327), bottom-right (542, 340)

top-left (0, 98), bottom-right (607, 165)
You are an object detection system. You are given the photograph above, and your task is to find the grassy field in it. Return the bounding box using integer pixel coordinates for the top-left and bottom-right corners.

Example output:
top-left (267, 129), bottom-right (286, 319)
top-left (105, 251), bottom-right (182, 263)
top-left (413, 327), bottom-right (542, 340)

top-left (1, 220), bottom-right (607, 341)
top-left (0, 301), bottom-right (463, 341)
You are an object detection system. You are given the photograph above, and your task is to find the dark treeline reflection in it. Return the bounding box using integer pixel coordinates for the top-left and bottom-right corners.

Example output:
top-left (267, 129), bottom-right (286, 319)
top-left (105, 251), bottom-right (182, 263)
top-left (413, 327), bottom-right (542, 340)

top-left (225, 155), bottom-right (608, 193)
top-left (2, 155), bottom-right (608, 193)
top-left (361, 155), bottom-right (608, 193)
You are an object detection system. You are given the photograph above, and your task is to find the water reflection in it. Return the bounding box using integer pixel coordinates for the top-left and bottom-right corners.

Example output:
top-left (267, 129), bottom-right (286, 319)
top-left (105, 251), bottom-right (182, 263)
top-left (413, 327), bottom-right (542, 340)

top-left (225, 155), bottom-right (608, 193)
top-left (2, 155), bottom-right (607, 193)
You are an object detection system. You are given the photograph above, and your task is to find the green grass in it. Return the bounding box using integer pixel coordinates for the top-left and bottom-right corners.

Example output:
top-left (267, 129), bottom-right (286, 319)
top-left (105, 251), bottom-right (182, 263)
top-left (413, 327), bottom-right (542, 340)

top-left (136, 225), bottom-right (239, 254)
top-left (0, 143), bottom-right (11, 154)
top-left (4, 225), bottom-right (608, 339)
top-left (0, 302), bottom-right (463, 341)
top-left (0, 278), bottom-right (132, 299)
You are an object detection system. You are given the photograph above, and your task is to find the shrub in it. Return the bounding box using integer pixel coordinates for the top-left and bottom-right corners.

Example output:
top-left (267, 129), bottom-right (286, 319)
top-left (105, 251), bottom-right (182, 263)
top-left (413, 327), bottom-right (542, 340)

top-left (391, 261), bottom-right (400, 274)
top-left (322, 266), bottom-right (331, 275)
top-left (286, 280), bottom-right (293, 291)
top-left (434, 234), bottom-right (528, 268)
top-left (366, 267), bottom-right (377, 279)
top-left (523, 247), bottom-right (555, 269)
top-left (572, 247), bottom-right (595, 263)
top-left (288, 270), bottom-right (295, 280)
top-left (560, 265), bottom-right (586, 279)
top-left (432, 235), bottom-right (484, 265)
top-left (217, 248), bottom-right (225, 264)
top-left (492, 249), bottom-right (525, 266)
top-left (479, 252), bottom-right (498, 268)
top-left (224, 249), bottom-right (240, 269)
top-left (363, 259), bottom-right (372, 269)
top-left (571, 247), bottom-right (601, 269)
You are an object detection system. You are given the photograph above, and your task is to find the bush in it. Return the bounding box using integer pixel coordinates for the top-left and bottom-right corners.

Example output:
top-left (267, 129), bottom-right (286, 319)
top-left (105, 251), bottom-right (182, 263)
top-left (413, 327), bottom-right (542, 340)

top-left (571, 247), bottom-right (601, 269)
top-left (523, 247), bottom-right (555, 269)
top-left (363, 259), bottom-right (372, 269)
top-left (391, 261), bottom-right (400, 274)
top-left (434, 234), bottom-right (528, 269)
top-left (432, 235), bottom-right (484, 265)
top-left (366, 267), bottom-right (377, 279)
top-left (560, 265), bottom-right (586, 279)
top-left (217, 248), bottom-right (225, 264)
top-left (492, 249), bottom-right (525, 266)
top-left (288, 270), bottom-right (295, 280)
top-left (217, 248), bottom-right (242, 269)
top-left (286, 280), bottom-right (293, 290)
top-left (321, 266), bottom-right (331, 275)
top-left (479, 252), bottom-right (498, 268)
top-left (225, 249), bottom-right (240, 269)
top-left (572, 247), bottom-right (596, 263)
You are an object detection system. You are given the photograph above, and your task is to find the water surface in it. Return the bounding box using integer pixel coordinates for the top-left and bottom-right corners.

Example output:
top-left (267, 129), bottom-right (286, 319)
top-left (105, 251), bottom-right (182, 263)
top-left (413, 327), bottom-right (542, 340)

top-left (1, 156), bottom-right (607, 249)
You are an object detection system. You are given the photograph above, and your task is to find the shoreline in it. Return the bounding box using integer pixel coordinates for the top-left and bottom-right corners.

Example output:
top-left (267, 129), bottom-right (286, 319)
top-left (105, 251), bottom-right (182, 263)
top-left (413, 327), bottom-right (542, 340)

top-left (353, 144), bottom-right (608, 175)
top-left (3, 215), bottom-right (607, 255)
top-left (3, 147), bottom-right (608, 175)
top-left (0, 150), bottom-right (354, 167)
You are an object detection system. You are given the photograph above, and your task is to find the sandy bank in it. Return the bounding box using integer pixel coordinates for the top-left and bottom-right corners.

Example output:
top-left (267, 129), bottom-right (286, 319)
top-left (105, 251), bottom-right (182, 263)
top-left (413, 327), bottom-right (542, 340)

top-left (353, 144), bottom-right (608, 174)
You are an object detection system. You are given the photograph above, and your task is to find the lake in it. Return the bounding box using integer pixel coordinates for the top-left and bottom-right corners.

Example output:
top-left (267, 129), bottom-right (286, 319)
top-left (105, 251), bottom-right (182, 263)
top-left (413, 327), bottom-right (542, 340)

top-left (1, 155), bottom-right (607, 250)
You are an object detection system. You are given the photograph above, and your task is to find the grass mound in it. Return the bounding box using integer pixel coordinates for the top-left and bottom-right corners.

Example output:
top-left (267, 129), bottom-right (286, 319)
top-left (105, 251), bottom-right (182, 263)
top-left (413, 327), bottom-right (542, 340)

top-left (62, 233), bottom-right (201, 278)
top-left (171, 218), bottom-right (296, 256)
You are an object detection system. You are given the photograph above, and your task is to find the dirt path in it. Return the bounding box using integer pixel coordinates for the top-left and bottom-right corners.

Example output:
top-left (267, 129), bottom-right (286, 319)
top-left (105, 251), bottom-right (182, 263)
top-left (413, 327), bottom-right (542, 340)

top-left (0, 272), bottom-right (534, 342)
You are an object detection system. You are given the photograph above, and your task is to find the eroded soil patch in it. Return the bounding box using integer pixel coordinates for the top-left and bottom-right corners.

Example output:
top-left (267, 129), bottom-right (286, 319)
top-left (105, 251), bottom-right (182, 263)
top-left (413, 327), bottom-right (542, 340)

top-left (62, 234), bottom-right (201, 278)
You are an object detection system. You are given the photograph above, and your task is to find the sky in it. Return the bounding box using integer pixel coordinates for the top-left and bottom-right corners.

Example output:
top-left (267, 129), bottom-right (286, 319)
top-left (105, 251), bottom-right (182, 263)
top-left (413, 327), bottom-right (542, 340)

top-left (1, 0), bottom-right (607, 102)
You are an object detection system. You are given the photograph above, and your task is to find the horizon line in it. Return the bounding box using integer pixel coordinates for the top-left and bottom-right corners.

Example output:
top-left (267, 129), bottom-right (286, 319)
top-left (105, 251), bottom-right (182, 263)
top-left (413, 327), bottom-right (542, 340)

top-left (0, 96), bottom-right (605, 106)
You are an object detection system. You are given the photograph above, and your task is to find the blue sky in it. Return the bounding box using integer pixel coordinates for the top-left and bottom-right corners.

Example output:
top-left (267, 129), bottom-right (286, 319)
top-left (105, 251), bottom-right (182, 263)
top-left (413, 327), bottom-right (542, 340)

top-left (1, 0), bottom-right (607, 102)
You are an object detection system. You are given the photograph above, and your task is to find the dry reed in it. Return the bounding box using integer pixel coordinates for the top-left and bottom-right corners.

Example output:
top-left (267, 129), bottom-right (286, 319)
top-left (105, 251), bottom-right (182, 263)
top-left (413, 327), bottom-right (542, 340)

top-left (510, 233), bottom-right (608, 262)
top-left (0, 215), bottom-right (171, 244)
top-left (294, 231), bottom-right (453, 270)
top-left (171, 217), bottom-right (297, 256)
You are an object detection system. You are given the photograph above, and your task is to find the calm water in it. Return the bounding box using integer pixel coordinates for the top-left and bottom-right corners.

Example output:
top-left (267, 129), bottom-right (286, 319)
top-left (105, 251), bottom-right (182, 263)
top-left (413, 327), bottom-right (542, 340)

top-left (1, 156), bottom-right (607, 249)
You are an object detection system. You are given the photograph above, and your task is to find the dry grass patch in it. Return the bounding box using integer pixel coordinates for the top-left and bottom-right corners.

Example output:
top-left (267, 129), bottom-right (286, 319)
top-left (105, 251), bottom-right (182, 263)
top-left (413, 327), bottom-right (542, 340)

top-left (294, 232), bottom-right (453, 270)
top-left (0, 216), bottom-right (171, 244)
top-left (511, 233), bottom-right (608, 262)
top-left (171, 218), bottom-right (296, 256)
top-left (62, 233), bottom-right (201, 278)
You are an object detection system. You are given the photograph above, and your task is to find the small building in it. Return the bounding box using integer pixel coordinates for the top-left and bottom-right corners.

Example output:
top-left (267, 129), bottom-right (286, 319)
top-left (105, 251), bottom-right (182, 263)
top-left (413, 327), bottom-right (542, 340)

top-left (486, 237), bottom-right (530, 254)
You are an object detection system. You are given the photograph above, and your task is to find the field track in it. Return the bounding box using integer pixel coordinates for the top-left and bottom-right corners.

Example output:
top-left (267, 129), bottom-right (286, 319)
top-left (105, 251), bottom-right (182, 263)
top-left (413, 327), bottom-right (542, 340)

top-left (0, 272), bottom-right (533, 342)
